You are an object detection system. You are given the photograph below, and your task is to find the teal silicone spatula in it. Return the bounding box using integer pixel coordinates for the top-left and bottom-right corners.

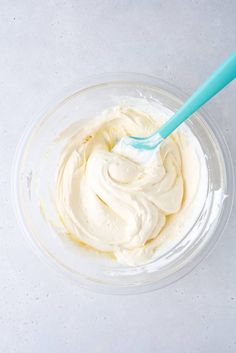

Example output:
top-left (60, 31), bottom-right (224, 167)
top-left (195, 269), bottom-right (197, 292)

top-left (114, 51), bottom-right (236, 159)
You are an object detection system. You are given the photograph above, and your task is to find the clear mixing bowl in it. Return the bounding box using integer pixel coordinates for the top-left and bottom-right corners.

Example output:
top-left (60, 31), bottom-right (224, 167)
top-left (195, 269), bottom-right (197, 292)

top-left (12, 73), bottom-right (234, 294)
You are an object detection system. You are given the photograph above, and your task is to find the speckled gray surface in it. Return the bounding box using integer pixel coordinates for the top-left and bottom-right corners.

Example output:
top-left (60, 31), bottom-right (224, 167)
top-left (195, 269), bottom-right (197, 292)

top-left (0, 1), bottom-right (236, 352)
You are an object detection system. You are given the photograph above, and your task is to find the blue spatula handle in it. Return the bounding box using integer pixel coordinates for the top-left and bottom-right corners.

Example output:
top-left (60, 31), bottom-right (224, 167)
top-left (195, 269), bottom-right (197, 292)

top-left (158, 51), bottom-right (236, 139)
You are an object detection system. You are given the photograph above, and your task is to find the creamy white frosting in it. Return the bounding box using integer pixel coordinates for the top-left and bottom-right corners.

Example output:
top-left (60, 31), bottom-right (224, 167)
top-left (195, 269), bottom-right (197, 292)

top-left (55, 105), bottom-right (204, 265)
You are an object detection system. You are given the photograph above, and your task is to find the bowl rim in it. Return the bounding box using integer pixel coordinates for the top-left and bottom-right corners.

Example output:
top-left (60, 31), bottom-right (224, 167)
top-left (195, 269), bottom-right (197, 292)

top-left (11, 72), bottom-right (235, 295)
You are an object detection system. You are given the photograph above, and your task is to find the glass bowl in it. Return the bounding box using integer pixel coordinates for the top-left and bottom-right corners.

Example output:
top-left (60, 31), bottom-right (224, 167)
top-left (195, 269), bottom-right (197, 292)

top-left (12, 73), bottom-right (234, 294)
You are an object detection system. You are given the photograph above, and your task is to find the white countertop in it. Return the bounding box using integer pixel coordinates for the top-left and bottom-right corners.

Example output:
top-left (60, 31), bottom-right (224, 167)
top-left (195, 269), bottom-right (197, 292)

top-left (1, 1), bottom-right (236, 352)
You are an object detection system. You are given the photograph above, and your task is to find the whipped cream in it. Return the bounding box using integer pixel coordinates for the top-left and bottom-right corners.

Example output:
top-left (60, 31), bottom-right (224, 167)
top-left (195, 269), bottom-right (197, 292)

top-left (54, 105), bottom-right (206, 265)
